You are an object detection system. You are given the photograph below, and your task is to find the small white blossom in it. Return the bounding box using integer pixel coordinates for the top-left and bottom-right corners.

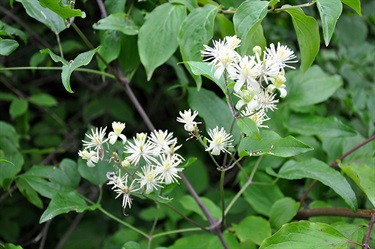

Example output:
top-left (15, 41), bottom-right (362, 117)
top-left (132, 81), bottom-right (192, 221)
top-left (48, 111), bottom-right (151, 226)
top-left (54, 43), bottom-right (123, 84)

top-left (82, 127), bottom-right (108, 159)
top-left (235, 88), bottom-right (260, 111)
top-left (106, 172), bottom-right (139, 211)
top-left (267, 73), bottom-right (287, 98)
top-left (265, 42), bottom-right (297, 69)
top-left (78, 150), bottom-right (99, 167)
top-left (108, 122), bottom-right (127, 144)
top-left (149, 130), bottom-right (178, 155)
top-left (125, 133), bottom-right (156, 165)
top-left (257, 90), bottom-right (279, 112)
top-left (136, 165), bottom-right (163, 194)
top-left (154, 154), bottom-right (183, 185)
top-left (232, 56), bottom-right (260, 94)
top-left (242, 108), bottom-right (270, 128)
top-left (176, 109), bottom-right (201, 132)
top-left (205, 127), bottom-right (233, 156)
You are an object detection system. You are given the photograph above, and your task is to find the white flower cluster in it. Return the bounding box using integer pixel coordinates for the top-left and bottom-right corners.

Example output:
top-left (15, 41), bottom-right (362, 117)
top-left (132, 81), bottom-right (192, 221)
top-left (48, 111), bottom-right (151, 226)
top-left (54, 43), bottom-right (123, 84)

top-left (177, 110), bottom-right (233, 156)
top-left (78, 122), bottom-right (184, 212)
top-left (201, 36), bottom-right (297, 127)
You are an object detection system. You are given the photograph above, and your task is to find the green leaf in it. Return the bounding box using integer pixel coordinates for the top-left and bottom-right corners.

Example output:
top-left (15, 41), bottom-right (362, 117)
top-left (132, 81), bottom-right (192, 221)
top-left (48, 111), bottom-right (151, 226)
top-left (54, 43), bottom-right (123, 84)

top-left (287, 114), bottom-right (356, 137)
top-left (316, 0), bottom-right (343, 46)
top-left (41, 47), bottom-right (100, 93)
top-left (340, 163), bottom-right (375, 207)
top-left (121, 241), bottom-right (141, 249)
top-left (0, 20), bottom-right (27, 43)
top-left (178, 4), bottom-right (218, 90)
top-left (39, 0), bottom-right (85, 19)
top-left (233, 0), bottom-right (268, 52)
top-left (118, 34), bottom-right (141, 79)
top-left (0, 39), bottom-right (19, 56)
top-left (28, 93), bottom-right (58, 107)
top-left (241, 23), bottom-right (266, 56)
top-left (270, 197), bottom-right (300, 229)
top-left (283, 7), bottom-right (320, 71)
top-left (105, 0), bottom-right (126, 14)
top-left (240, 171), bottom-right (284, 216)
top-left (39, 191), bottom-right (90, 223)
top-left (184, 61), bottom-right (226, 93)
top-left (238, 130), bottom-right (312, 157)
top-left (93, 13), bottom-right (139, 35)
top-left (266, 158), bottom-right (358, 211)
top-left (188, 87), bottom-right (241, 143)
top-left (170, 0), bottom-right (198, 11)
top-left (237, 118), bottom-right (260, 141)
top-left (9, 98), bottom-right (28, 119)
top-left (138, 3), bottom-right (186, 80)
top-left (232, 216), bottom-right (271, 245)
top-left (170, 234), bottom-right (215, 249)
top-left (341, 0), bottom-right (361, 15)
top-left (78, 158), bottom-right (113, 186)
top-left (97, 30), bottom-right (121, 72)
top-left (259, 221), bottom-right (348, 249)
top-left (16, 0), bottom-right (66, 34)
top-left (15, 177), bottom-right (44, 208)
top-left (287, 65), bottom-right (343, 108)
top-left (179, 195), bottom-right (221, 220)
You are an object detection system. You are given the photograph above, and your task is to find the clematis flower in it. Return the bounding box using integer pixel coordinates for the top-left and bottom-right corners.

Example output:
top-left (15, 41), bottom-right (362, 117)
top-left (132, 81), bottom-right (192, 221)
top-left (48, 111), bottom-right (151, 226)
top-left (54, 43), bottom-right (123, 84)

top-left (176, 109), bottom-right (201, 132)
top-left (136, 165), bottom-right (163, 194)
top-left (108, 122), bottom-right (127, 144)
top-left (205, 127), bottom-right (233, 156)
top-left (78, 149), bottom-right (99, 167)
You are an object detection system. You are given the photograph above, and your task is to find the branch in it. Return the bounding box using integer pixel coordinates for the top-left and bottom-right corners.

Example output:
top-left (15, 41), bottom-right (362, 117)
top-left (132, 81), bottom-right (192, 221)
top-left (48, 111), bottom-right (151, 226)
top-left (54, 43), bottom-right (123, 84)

top-left (295, 208), bottom-right (375, 220)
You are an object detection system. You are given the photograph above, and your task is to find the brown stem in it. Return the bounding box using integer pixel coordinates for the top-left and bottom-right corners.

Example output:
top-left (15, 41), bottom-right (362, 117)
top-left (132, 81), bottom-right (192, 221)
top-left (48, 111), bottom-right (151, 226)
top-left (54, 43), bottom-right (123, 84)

top-left (364, 213), bottom-right (375, 249)
top-left (300, 135), bottom-right (375, 206)
top-left (295, 208), bottom-right (375, 220)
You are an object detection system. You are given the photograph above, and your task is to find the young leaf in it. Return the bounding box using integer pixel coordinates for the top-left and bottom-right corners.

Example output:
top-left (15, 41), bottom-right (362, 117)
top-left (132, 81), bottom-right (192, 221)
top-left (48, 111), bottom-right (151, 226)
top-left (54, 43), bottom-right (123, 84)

top-left (316, 0), bottom-right (343, 46)
top-left (39, 192), bottom-right (90, 223)
top-left (266, 158), bottom-right (358, 211)
top-left (178, 4), bottom-right (218, 90)
top-left (237, 118), bottom-right (260, 141)
top-left (15, 177), bottom-right (44, 208)
top-left (16, 0), bottom-right (66, 34)
top-left (270, 197), bottom-right (300, 229)
top-left (179, 195), bottom-right (221, 220)
top-left (283, 7), bottom-right (320, 71)
top-left (10, 98), bottom-right (28, 119)
top-left (287, 65), bottom-right (343, 108)
top-left (232, 216), bottom-right (271, 245)
top-left (0, 39), bottom-right (19, 56)
top-left (39, 0), bottom-right (85, 19)
top-left (340, 163), bottom-right (375, 207)
top-left (341, 0), bottom-right (361, 15)
top-left (28, 93), bottom-right (58, 107)
top-left (93, 14), bottom-right (139, 35)
top-left (233, 0), bottom-right (268, 41)
top-left (41, 47), bottom-right (100, 93)
top-left (260, 221), bottom-right (349, 249)
top-left (138, 3), bottom-right (187, 80)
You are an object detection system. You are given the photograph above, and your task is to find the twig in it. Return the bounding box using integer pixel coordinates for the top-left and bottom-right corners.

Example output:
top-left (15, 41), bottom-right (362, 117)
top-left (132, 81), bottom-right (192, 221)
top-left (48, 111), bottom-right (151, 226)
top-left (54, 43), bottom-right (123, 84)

top-left (295, 208), bottom-right (375, 220)
top-left (364, 213), bottom-right (375, 249)
top-left (96, 0), bottom-right (108, 18)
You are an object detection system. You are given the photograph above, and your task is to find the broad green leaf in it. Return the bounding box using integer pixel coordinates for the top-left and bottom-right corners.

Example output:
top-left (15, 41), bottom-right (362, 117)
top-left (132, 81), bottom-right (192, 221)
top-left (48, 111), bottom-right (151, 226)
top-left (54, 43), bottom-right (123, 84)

top-left (170, 234), bottom-right (215, 249)
top-left (233, 0), bottom-right (268, 40)
top-left (170, 0), bottom-right (198, 11)
top-left (178, 4), bottom-right (218, 90)
top-left (316, 0), bottom-right (343, 46)
top-left (40, 192), bottom-right (90, 223)
top-left (287, 114), bottom-right (356, 137)
top-left (283, 7), bottom-right (320, 71)
top-left (260, 221), bottom-right (348, 249)
top-left (216, 13), bottom-right (235, 37)
top-left (341, 0), bottom-right (361, 15)
top-left (237, 118), bottom-right (260, 141)
top-left (138, 3), bottom-right (186, 80)
top-left (0, 121), bottom-right (20, 147)
top-left (9, 98), bottom-right (28, 119)
top-left (239, 171), bottom-right (284, 216)
top-left (105, 0), bottom-right (126, 14)
top-left (0, 135), bottom-right (23, 189)
top-left (41, 47), bottom-right (100, 93)
top-left (179, 195), bottom-right (221, 220)
top-left (266, 158), bottom-right (358, 211)
top-left (15, 177), bottom-right (43, 208)
top-left (341, 163), bottom-right (375, 207)
top-left (40, 0), bottom-right (85, 19)
top-left (121, 241), bottom-right (141, 249)
top-left (93, 13), bottom-right (139, 35)
top-left (232, 216), bottom-right (271, 245)
top-left (270, 197), bottom-right (300, 229)
top-left (238, 130), bottom-right (312, 157)
top-left (28, 93), bottom-right (58, 107)
top-left (287, 65), bottom-right (343, 108)
top-left (119, 34), bottom-right (140, 79)
top-left (241, 23), bottom-right (266, 55)
top-left (0, 39), bottom-right (19, 56)
top-left (78, 158), bottom-right (113, 186)
top-left (0, 21), bottom-right (27, 43)
top-left (207, 231), bottom-right (240, 249)
top-left (16, 0), bottom-right (66, 34)
top-left (184, 61), bottom-right (226, 92)
top-left (188, 87), bottom-right (240, 143)
top-left (97, 30), bottom-right (121, 72)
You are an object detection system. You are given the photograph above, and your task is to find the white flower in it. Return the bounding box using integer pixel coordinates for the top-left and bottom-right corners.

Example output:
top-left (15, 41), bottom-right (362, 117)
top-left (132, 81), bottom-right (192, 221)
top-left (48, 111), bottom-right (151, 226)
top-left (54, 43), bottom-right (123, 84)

top-left (106, 172), bottom-right (138, 210)
top-left (108, 122), bottom-right (127, 144)
top-left (267, 73), bottom-right (287, 98)
top-left (149, 130), bottom-right (178, 155)
top-left (136, 165), bottom-right (163, 194)
top-left (205, 127), bottom-right (233, 156)
top-left (82, 127), bottom-right (108, 159)
top-left (232, 56), bottom-right (261, 94)
top-left (235, 88), bottom-right (260, 111)
top-left (242, 108), bottom-right (270, 128)
top-left (154, 154), bottom-right (183, 184)
top-left (265, 42), bottom-right (297, 69)
top-left (201, 36), bottom-right (240, 79)
top-left (78, 149), bottom-right (99, 167)
top-left (257, 90), bottom-right (279, 112)
top-left (125, 133), bottom-right (156, 165)
top-left (176, 109), bottom-right (201, 132)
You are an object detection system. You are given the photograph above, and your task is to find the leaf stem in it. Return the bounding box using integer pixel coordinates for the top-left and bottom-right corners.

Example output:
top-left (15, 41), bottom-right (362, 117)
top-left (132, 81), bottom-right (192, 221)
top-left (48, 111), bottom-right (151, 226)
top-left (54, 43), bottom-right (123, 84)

top-left (220, 170), bottom-right (226, 226)
top-left (152, 227), bottom-right (202, 238)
